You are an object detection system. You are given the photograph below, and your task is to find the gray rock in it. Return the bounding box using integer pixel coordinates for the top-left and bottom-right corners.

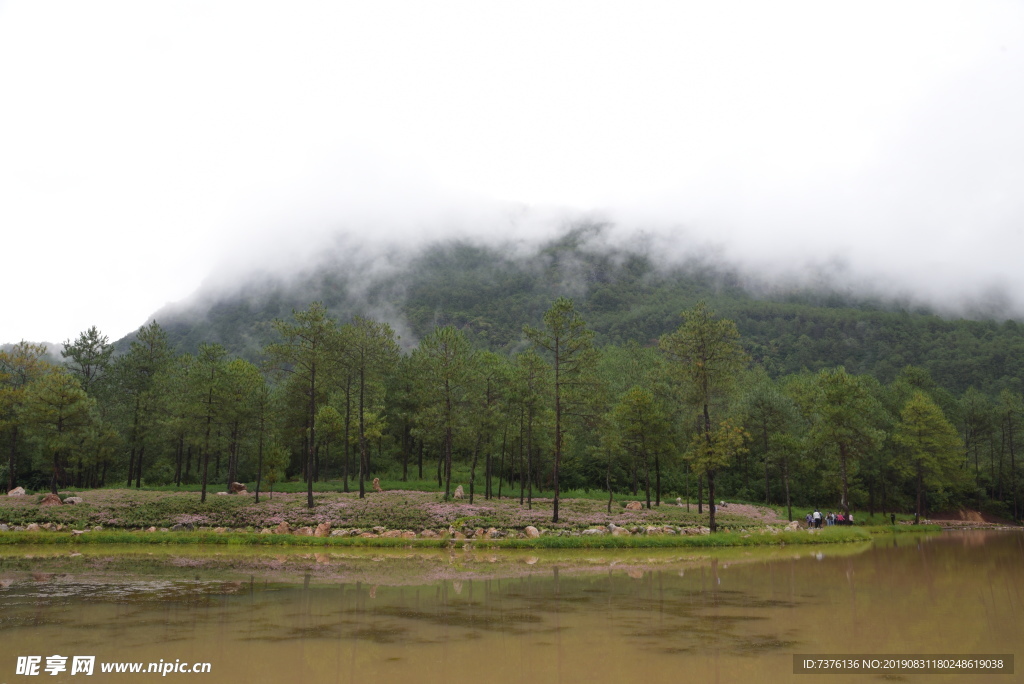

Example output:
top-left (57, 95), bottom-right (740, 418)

top-left (0, 524), bottom-right (9, 532)
top-left (171, 523), bottom-right (195, 532)
top-left (64, 497), bottom-right (83, 505)
top-left (7, 486), bottom-right (26, 496)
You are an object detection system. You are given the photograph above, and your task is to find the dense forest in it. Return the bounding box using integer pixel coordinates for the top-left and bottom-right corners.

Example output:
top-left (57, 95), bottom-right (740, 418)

top-left (3, 229), bottom-right (1023, 527)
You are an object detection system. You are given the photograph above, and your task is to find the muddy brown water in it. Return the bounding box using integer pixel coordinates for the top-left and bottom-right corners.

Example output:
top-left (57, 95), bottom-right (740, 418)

top-left (1, 531), bottom-right (1021, 683)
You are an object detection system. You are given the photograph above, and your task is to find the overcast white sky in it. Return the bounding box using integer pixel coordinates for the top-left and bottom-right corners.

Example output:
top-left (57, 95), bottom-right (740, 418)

top-left (2, 1), bottom-right (1023, 345)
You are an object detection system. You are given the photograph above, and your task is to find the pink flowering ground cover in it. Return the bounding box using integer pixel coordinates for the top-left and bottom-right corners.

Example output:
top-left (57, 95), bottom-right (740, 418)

top-left (0, 488), bottom-right (783, 532)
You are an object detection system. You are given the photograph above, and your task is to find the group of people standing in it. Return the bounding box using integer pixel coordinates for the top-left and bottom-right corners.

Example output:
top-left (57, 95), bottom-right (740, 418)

top-left (805, 509), bottom-right (855, 528)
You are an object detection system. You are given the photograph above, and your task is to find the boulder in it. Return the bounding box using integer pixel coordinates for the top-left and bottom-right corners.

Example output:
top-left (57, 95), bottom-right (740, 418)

top-left (401, 530), bottom-right (417, 539)
top-left (372, 477), bottom-right (382, 493)
top-left (216, 491), bottom-right (228, 496)
top-left (92, 525), bottom-right (102, 532)
top-left (453, 485), bottom-right (465, 499)
top-left (625, 501), bottom-right (643, 511)
top-left (359, 532), bottom-right (379, 538)
top-left (64, 497), bottom-right (83, 505)
top-left (71, 529), bottom-right (85, 536)
top-left (419, 529), bottom-right (439, 538)
top-left (39, 493), bottom-right (63, 506)
top-left (7, 486), bottom-right (26, 496)
top-left (213, 527), bottom-right (227, 534)
top-left (785, 521), bottom-right (801, 531)
top-left (171, 523), bottom-right (195, 532)
top-left (611, 526), bottom-right (632, 537)
top-left (229, 482), bottom-right (247, 494)
top-left (274, 522), bottom-right (291, 535)
top-left (294, 526), bottom-right (313, 536)
top-left (0, 524), bottom-right (9, 532)
top-left (676, 497), bottom-right (683, 507)
top-left (372, 526), bottom-right (387, 535)
top-left (330, 530), bottom-right (347, 537)
top-left (474, 527), bottom-right (486, 539)
top-left (314, 522), bottom-right (331, 538)
top-left (581, 528), bottom-right (605, 536)
top-left (147, 526), bottom-right (157, 533)
top-left (524, 526), bottom-right (541, 539)
top-left (382, 530), bottom-right (403, 538)
top-left (645, 526), bottom-right (661, 535)
top-left (26, 523), bottom-right (41, 532)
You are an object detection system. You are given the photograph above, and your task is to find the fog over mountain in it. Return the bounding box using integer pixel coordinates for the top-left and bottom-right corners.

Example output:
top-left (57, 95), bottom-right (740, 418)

top-left (2, 2), bottom-right (1023, 345)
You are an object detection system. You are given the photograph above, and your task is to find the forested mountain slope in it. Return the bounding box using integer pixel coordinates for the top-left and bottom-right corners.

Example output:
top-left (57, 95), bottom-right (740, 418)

top-left (139, 227), bottom-right (1024, 396)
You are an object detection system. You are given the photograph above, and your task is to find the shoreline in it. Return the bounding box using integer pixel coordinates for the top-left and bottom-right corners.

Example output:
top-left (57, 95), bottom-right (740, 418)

top-left (0, 524), bottom-right (941, 549)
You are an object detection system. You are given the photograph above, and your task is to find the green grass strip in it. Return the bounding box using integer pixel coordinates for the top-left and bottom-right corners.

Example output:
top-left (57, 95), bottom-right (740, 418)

top-left (0, 526), bottom-right (880, 549)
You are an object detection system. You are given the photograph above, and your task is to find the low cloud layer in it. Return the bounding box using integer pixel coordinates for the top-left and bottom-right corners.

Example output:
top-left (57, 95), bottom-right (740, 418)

top-left (2, 2), bottom-right (1022, 343)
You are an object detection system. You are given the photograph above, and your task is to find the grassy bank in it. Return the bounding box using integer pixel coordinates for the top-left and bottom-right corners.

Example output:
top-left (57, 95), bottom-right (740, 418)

top-left (0, 525), bottom-right (895, 549)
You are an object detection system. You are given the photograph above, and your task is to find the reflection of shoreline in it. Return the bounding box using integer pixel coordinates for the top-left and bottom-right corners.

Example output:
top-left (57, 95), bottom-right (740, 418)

top-left (0, 539), bottom-right (886, 590)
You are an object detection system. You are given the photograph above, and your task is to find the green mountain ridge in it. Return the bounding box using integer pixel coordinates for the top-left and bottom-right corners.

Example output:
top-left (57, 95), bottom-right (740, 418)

top-left (134, 226), bottom-right (1024, 396)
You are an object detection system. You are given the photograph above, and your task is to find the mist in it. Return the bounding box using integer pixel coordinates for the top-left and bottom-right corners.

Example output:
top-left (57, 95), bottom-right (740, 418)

top-left (3, 2), bottom-right (1023, 344)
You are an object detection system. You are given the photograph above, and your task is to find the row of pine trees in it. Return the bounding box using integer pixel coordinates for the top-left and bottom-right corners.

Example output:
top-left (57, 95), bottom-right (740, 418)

top-left (1, 300), bottom-right (1021, 526)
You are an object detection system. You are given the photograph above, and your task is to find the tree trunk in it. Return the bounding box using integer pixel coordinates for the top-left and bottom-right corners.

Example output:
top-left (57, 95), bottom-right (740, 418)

top-left (708, 469), bottom-right (717, 532)
top-left (7, 425), bottom-right (19, 492)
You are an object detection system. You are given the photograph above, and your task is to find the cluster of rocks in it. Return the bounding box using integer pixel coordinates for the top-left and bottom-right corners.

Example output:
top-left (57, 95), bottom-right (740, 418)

top-left (7, 488), bottom-right (84, 505)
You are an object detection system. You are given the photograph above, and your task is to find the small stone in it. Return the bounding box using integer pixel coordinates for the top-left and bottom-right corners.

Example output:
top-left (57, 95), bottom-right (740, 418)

top-left (524, 526), bottom-right (540, 539)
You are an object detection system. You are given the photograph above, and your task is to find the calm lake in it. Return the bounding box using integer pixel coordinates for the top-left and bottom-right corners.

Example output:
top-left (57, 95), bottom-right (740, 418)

top-left (1, 530), bottom-right (1020, 683)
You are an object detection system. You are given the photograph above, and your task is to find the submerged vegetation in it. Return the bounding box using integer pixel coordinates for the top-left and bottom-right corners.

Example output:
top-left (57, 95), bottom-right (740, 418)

top-left (2, 230), bottom-right (1022, 529)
